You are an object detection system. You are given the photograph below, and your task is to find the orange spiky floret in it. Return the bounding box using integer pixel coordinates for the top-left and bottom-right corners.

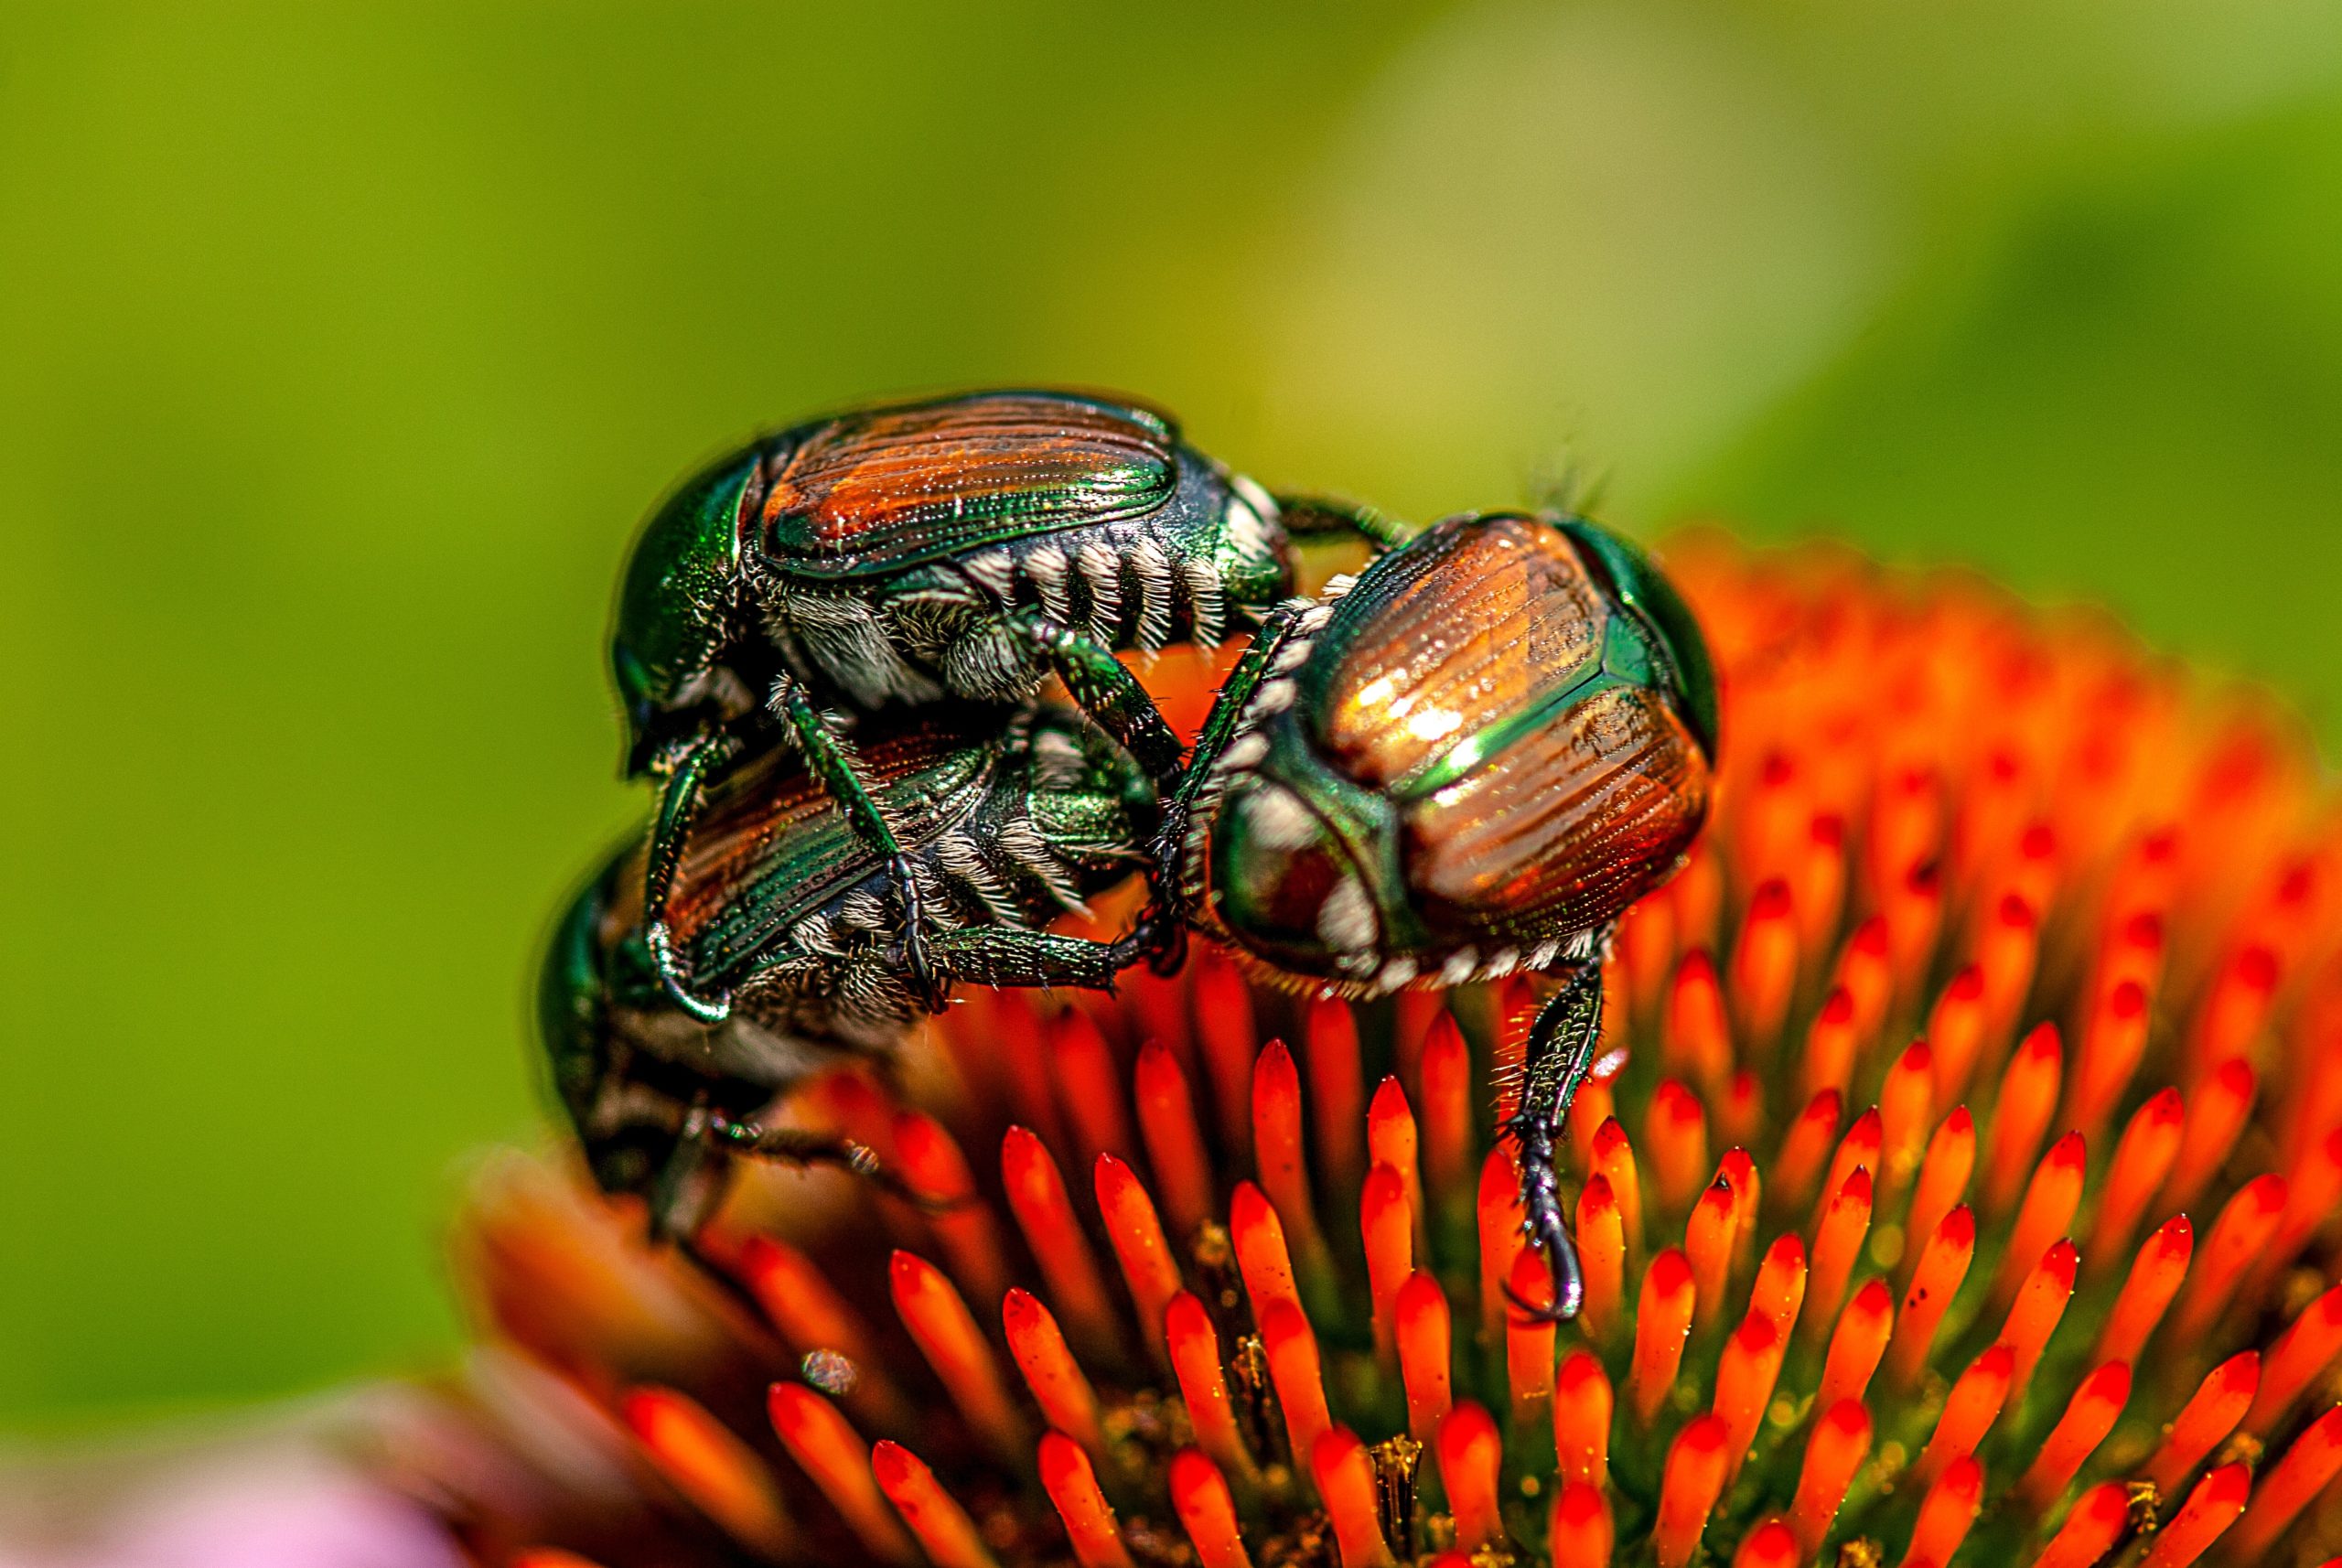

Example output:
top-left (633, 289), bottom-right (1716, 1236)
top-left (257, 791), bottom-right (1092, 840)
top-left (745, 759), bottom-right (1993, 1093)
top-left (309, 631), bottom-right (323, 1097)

top-left (421, 541), bottom-right (2342, 1568)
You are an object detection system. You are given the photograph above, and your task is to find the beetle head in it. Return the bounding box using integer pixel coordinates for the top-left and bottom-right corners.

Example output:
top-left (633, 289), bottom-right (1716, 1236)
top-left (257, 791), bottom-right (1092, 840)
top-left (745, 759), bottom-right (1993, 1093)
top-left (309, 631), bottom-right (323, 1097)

top-left (611, 452), bottom-right (759, 777)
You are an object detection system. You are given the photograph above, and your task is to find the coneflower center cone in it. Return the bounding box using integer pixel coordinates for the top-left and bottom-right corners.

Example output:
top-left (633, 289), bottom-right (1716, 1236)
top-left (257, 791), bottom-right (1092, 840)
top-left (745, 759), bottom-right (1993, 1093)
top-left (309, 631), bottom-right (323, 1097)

top-left (433, 534), bottom-right (2342, 1568)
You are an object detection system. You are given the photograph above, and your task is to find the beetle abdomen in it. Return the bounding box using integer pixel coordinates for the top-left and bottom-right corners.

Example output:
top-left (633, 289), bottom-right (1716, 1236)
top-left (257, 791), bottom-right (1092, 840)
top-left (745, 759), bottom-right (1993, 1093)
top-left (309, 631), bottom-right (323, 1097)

top-left (761, 392), bottom-right (1176, 576)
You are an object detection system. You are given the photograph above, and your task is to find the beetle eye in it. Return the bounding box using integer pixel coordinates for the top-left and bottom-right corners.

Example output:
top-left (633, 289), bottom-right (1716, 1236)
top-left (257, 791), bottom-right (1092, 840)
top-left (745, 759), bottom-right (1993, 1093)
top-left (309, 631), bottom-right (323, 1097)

top-left (1209, 781), bottom-right (1381, 971)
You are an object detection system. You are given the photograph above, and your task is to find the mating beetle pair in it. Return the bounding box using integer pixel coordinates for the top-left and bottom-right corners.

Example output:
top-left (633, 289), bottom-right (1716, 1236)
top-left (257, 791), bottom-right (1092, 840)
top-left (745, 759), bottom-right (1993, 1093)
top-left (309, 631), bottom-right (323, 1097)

top-left (563, 389), bottom-right (1717, 1317)
top-left (610, 390), bottom-right (1393, 1022)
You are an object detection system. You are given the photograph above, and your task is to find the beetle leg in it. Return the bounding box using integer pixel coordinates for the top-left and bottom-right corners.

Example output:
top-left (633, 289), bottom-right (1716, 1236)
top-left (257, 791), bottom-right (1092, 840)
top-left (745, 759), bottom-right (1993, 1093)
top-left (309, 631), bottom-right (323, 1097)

top-left (922, 924), bottom-right (1160, 992)
top-left (702, 1114), bottom-right (951, 1212)
top-left (1273, 492), bottom-right (1407, 551)
top-left (1148, 596), bottom-right (1312, 888)
top-left (1008, 613), bottom-right (1186, 789)
top-left (1503, 957), bottom-right (1607, 1324)
top-left (644, 730), bottom-right (742, 1024)
top-left (767, 673), bottom-right (948, 1010)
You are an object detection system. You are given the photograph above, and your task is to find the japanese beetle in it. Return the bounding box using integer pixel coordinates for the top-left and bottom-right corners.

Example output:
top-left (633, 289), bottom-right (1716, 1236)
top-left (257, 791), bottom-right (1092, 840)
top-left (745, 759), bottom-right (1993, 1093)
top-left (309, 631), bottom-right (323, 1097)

top-left (611, 389), bottom-right (1388, 1020)
top-left (1168, 510), bottom-right (1718, 1317)
top-left (541, 703), bottom-right (1160, 1239)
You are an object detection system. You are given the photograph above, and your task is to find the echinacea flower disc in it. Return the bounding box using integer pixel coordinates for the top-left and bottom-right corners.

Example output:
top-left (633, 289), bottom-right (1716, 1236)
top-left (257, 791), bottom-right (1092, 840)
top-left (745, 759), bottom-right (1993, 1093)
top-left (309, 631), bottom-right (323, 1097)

top-left (399, 534), bottom-right (2342, 1568)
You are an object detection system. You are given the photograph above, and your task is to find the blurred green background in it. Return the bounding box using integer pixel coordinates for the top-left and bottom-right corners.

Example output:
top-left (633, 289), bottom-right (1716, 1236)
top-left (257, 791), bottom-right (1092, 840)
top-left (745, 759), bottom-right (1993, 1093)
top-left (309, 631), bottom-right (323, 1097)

top-left (5, 1), bottom-right (2341, 1431)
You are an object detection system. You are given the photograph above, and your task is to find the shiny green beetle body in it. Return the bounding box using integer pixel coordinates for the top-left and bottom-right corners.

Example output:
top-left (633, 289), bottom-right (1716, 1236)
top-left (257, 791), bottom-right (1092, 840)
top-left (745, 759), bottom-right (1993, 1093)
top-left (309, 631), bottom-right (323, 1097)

top-left (1166, 510), bottom-right (1718, 1317)
top-left (542, 704), bottom-right (1157, 1238)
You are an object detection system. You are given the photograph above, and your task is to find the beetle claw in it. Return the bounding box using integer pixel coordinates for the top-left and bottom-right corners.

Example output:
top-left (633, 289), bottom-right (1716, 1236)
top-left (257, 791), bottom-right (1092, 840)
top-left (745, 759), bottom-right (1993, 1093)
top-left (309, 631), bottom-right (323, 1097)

top-left (889, 856), bottom-right (952, 1012)
top-left (647, 921), bottom-right (732, 1024)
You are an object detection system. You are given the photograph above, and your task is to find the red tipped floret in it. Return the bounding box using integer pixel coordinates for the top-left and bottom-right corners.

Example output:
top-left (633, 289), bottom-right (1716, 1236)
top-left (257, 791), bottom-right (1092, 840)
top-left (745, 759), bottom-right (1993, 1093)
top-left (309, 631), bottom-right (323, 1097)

top-left (2146, 1350), bottom-right (2258, 1495)
top-left (1168, 1449), bottom-right (1252, 1568)
top-left (2140, 1461), bottom-right (2250, 1568)
top-left (768, 1383), bottom-right (916, 1565)
top-left (1396, 1270), bottom-right (1453, 1443)
top-left (1094, 1154), bottom-right (1181, 1364)
top-left (1252, 1040), bottom-right (1329, 1268)
top-left (1990, 1131), bottom-right (2083, 1313)
top-left (2163, 1058), bottom-right (2255, 1213)
top-left (2033, 1481), bottom-right (2128, 1568)
top-left (1361, 1162), bottom-right (1413, 1362)
top-left (2095, 1214), bottom-right (2191, 1365)
top-left (1133, 1038), bottom-right (1214, 1240)
top-left (1320, 1432), bottom-right (1386, 1568)
top-left (1668, 947), bottom-right (1735, 1088)
top-left (1305, 999), bottom-right (1368, 1201)
top-left (1574, 1175), bottom-right (1627, 1338)
top-left (1912, 1345), bottom-right (2010, 1488)
top-left (1730, 878), bottom-right (1799, 1049)
top-left (1191, 947), bottom-right (1257, 1156)
top-left (1652, 1413), bottom-right (1730, 1568)
top-left (1435, 1401), bottom-right (1504, 1552)
top-left (1734, 1519), bottom-right (1800, 1568)
top-left (2229, 1404), bottom-right (2342, 1561)
top-left (2171, 1174), bottom-right (2285, 1340)
top-left (2086, 1087), bottom-right (2183, 1272)
top-left (889, 1251), bottom-right (1022, 1463)
top-left (1997, 1237), bottom-right (2076, 1400)
top-left (1771, 1089), bottom-right (1842, 1219)
top-left (623, 1386), bottom-right (794, 1556)
top-left (1790, 1400), bottom-right (1870, 1557)
top-left (1002, 1289), bottom-right (1104, 1459)
top-left (1477, 1146), bottom-right (1526, 1349)
top-left (1164, 1291), bottom-right (1254, 1478)
top-left (2015, 1359), bottom-right (2131, 1509)
top-left (1419, 1015), bottom-right (1474, 1210)
top-left (1367, 1077), bottom-right (1427, 1254)
top-left (1802, 988), bottom-right (1859, 1101)
top-left (1685, 1176), bottom-right (1738, 1330)
top-left (871, 1440), bottom-right (997, 1568)
top-left (1506, 1245), bottom-right (1557, 1428)
top-left (1553, 1349), bottom-right (1611, 1489)
top-left (1982, 1023), bottom-right (2060, 1214)
top-left (894, 1110), bottom-right (1011, 1313)
top-left (1260, 1299), bottom-right (1332, 1474)
top-left (1804, 1168), bottom-right (1874, 1347)
top-left (1000, 1127), bottom-right (1119, 1358)
top-left (1648, 1079), bottom-right (1711, 1212)
top-left (1630, 1248), bottom-right (1697, 1425)
top-left (1549, 1480), bottom-right (1613, 1568)
top-left (1886, 1205), bottom-right (1973, 1388)
top-left (1052, 1008), bottom-right (1136, 1171)
top-left (1230, 1179), bottom-right (1303, 1326)
top-left (1876, 1040), bottom-right (1934, 1206)
top-left (1038, 1430), bottom-right (1133, 1568)
top-left (1713, 1310), bottom-right (1785, 1484)
top-left (2249, 1283), bottom-right (2342, 1434)
top-left (1899, 1455), bottom-right (1982, 1568)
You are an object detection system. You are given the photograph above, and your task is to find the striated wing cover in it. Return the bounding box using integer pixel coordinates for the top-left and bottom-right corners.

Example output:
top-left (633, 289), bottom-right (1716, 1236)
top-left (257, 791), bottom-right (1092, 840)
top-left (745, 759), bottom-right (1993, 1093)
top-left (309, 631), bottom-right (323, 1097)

top-left (759, 391), bottom-right (1175, 576)
top-left (1405, 682), bottom-right (1709, 936)
top-left (667, 728), bottom-right (992, 982)
top-left (1307, 511), bottom-right (1709, 938)
top-left (1309, 513), bottom-right (1609, 791)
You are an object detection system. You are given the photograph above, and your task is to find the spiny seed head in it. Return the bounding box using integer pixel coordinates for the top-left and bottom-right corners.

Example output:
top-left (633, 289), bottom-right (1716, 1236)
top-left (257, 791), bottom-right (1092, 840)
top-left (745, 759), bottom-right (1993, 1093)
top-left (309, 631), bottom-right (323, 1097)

top-left (435, 546), bottom-right (2342, 1568)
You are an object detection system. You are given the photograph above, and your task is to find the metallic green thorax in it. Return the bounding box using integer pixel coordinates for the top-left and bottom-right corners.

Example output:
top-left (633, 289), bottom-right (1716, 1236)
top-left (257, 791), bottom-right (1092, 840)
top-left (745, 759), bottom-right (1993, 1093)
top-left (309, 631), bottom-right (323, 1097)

top-left (610, 451), bottom-right (755, 759)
